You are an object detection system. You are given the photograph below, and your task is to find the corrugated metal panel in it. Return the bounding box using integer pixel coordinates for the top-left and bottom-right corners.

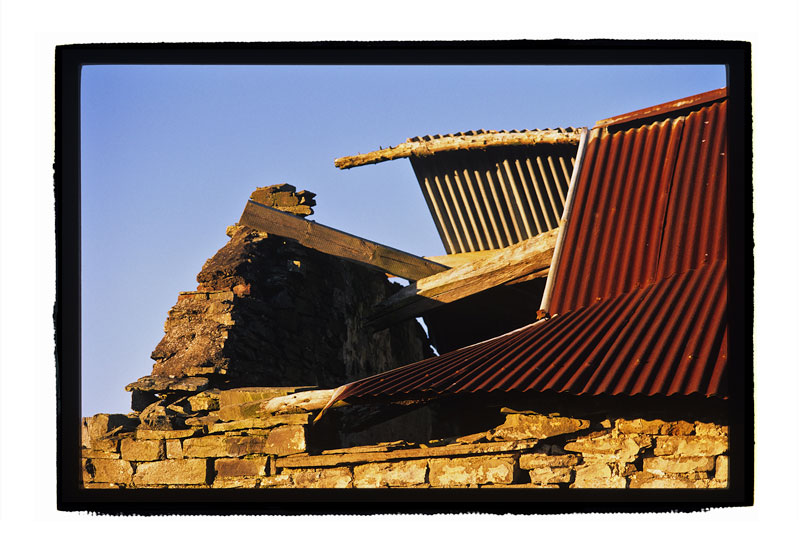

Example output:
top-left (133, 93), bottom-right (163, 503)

top-left (410, 144), bottom-right (578, 253)
top-left (547, 99), bottom-right (727, 314)
top-left (329, 261), bottom-right (727, 402)
top-left (321, 91), bottom-right (729, 410)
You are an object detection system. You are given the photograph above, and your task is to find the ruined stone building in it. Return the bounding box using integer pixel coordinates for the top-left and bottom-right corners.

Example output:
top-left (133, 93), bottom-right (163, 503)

top-left (81, 88), bottom-right (737, 490)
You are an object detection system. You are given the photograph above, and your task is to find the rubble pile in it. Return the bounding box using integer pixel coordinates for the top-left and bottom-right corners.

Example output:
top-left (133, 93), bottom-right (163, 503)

top-left (249, 183), bottom-right (316, 216)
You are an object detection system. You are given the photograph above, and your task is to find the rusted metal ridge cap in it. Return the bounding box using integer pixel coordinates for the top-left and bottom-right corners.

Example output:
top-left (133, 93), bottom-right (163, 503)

top-left (334, 128), bottom-right (582, 169)
top-left (595, 87), bottom-right (727, 129)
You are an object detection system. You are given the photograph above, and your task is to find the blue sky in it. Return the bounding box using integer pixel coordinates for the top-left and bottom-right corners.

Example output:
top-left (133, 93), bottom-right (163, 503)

top-left (81, 64), bottom-right (726, 417)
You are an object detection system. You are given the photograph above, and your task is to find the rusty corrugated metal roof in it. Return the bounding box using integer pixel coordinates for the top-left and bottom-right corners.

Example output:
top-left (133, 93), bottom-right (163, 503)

top-left (323, 90), bottom-right (729, 410)
top-left (546, 98), bottom-right (727, 314)
top-left (328, 261), bottom-right (727, 402)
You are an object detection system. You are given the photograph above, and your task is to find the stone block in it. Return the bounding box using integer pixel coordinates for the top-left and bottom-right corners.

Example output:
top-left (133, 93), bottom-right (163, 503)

top-left (185, 414), bottom-right (220, 427)
top-left (208, 290), bottom-right (234, 301)
top-left (214, 457), bottom-right (269, 478)
top-left (88, 458), bottom-right (134, 484)
top-left (120, 438), bottom-right (165, 461)
top-left (183, 435), bottom-right (230, 458)
top-left (564, 433), bottom-right (651, 462)
top-left (166, 439), bottom-right (183, 459)
top-left (84, 413), bottom-right (138, 441)
top-left (663, 421), bottom-right (695, 436)
top-left (207, 413), bottom-right (310, 434)
top-left (217, 400), bottom-right (264, 422)
top-left (290, 467), bottom-right (353, 488)
top-left (489, 413), bottom-right (589, 441)
top-left (519, 453), bottom-right (579, 469)
top-left (134, 459), bottom-right (210, 486)
top-left (135, 429), bottom-right (197, 440)
top-left (629, 473), bottom-right (697, 489)
top-left (265, 425), bottom-right (307, 456)
top-left (428, 456), bottom-right (516, 487)
top-left (187, 389), bottom-right (221, 412)
top-left (695, 422), bottom-right (729, 437)
top-left (529, 467), bottom-right (572, 485)
top-left (82, 449), bottom-right (120, 459)
top-left (654, 436), bottom-right (728, 457)
top-left (219, 386), bottom-right (310, 409)
top-left (572, 462), bottom-right (626, 488)
top-left (90, 437), bottom-right (119, 453)
top-left (715, 455), bottom-right (728, 484)
top-left (224, 435), bottom-right (269, 457)
top-left (616, 418), bottom-right (666, 435)
top-left (353, 460), bottom-right (428, 488)
top-left (184, 366), bottom-right (217, 377)
top-left (260, 474), bottom-right (294, 487)
top-left (643, 456), bottom-right (716, 475)
top-left (213, 477), bottom-right (261, 488)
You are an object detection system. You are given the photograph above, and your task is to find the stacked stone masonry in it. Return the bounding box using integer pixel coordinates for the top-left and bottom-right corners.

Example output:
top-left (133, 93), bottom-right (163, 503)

top-left (82, 387), bottom-right (728, 489)
top-left (124, 185), bottom-right (432, 411)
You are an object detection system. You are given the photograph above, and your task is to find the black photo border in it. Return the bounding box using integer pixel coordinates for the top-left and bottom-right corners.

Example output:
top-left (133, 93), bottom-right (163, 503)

top-left (56, 40), bottom-right (753, 514)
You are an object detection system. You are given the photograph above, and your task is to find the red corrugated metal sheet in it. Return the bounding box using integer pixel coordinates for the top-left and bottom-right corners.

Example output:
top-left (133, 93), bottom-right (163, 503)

top-left (324, 91), bottom-right (729, 409)
top-left (547, 99), bottom-right (727, 314)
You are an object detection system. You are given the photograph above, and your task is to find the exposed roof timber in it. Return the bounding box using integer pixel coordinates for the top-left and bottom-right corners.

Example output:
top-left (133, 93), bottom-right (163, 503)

top-left (595, 87), bottom-right (727, 129)
top-left (239, 200), bottom-right (449, 281)
top-left (423, 248), bottom-right (507, 268)
top-left (367, 228), bottom-right (558, 331)
top-left (334, 129), bottom-right (583, 169)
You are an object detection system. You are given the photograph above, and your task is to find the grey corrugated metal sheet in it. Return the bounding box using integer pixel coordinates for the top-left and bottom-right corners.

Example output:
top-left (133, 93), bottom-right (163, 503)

top-left (320, 89), bottom-right (729, 410)
top-left (410, 143), bottom-right (578, 253)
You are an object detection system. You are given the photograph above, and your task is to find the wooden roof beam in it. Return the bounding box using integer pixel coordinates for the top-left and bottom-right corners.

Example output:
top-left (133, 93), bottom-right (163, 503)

top-left (366, 228), bottom-right (559, 331)
top-left (239, 200), bottom-right (449, 281)
top-left (334, 129), bottom-right (583, 170)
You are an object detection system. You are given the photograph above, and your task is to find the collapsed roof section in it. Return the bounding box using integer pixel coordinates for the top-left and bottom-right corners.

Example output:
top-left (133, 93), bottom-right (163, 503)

top-left (321, 88), bottom-right (730, 413)
top-left (336, 129), bottom-right (582, 254)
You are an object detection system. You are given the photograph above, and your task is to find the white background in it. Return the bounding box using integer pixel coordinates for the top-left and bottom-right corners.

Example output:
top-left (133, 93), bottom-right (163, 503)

top-left (0, 1), bottom-right (797, 554)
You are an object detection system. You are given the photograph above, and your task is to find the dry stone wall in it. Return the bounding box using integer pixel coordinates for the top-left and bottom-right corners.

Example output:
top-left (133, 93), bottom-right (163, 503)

top-left (82, 387), bottom-right (728, 489)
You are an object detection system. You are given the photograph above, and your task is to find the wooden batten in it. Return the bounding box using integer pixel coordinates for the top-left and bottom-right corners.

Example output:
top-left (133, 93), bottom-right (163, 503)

top-left (367, 228), bottom-right (559, 331)
top-left (334, 129), bottom-right (583, 169)
top-left (239, 200), bottom-right (448, 281)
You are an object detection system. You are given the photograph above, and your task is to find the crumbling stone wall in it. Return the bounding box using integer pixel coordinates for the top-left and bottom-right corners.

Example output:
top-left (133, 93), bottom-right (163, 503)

top-left (82, 386), bottom-right (728, 489)
top-left (125, 184), bottom-right (432, 410)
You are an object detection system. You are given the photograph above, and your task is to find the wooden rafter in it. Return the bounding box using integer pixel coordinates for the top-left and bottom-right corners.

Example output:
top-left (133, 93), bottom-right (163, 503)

top-left (239, 200), bottom-right (449, 281)
top-left (367, 228), bottom-right (559, 331)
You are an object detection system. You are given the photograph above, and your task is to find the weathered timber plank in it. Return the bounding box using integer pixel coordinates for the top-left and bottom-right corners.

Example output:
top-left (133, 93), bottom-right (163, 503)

top-left (423, 249), bottom-right (505, 268)
top-left (334, 130), bottom-right (583, 169)
top-left (239, 200), bottom-right (448, 281)
top-left (367, 228), bottom-right (559, 330)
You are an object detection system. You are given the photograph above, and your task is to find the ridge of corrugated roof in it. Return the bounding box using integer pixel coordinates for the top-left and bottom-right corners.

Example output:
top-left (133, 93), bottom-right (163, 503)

top-left (405, 128), bottom-right (578, 143)
top-left (334, 128), bottom-right (582, 169)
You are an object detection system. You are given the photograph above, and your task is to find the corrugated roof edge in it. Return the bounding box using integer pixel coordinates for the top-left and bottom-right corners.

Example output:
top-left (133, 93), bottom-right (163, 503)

top-left (334, 128), bottom-right (582, 169)
top-left (595, 87), bottom-right (727, 129)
